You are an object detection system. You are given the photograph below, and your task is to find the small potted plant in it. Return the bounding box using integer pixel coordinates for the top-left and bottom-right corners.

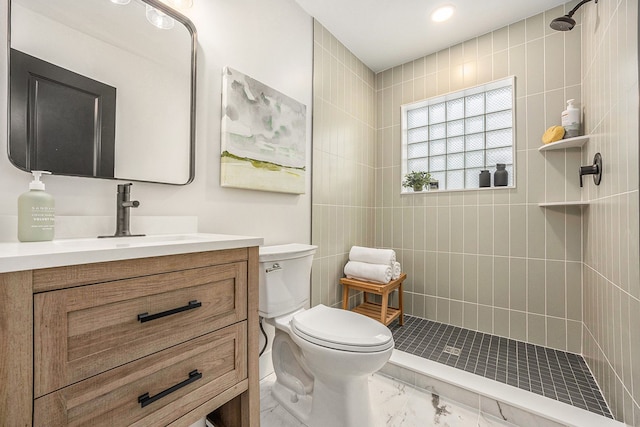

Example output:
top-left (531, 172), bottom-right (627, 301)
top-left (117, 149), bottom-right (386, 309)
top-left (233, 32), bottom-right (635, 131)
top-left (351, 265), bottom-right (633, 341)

top-left (402, 171), bottom-right (431, 192)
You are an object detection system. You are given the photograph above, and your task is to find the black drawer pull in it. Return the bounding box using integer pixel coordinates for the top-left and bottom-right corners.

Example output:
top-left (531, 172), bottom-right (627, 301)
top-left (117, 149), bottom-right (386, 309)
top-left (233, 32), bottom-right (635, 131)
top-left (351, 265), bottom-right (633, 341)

top-left (137, 300), bottom-right (202, 323)
top-left (138, 369), bottom-right (202, 408)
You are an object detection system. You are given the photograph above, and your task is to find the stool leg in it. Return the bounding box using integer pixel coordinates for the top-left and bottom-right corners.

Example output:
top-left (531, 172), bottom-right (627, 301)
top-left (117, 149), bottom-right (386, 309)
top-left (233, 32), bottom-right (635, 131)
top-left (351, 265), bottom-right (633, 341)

top-left (380, 291), bottom-right (389, 325)
top-left (398, 283), bottom-right (404, 325)
top-left (342, 285), bottom-right (349, 310)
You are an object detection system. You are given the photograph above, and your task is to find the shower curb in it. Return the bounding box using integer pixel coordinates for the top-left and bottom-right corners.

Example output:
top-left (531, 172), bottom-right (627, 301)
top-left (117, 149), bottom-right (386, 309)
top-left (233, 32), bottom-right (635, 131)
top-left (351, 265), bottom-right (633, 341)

top-left (380, 350), bottom-right (626, 427)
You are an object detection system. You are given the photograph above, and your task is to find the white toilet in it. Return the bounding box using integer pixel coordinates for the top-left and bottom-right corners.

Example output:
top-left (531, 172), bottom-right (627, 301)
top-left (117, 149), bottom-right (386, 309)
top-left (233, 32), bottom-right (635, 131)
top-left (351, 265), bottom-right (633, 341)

top-left (259, 243), bottom-right (394, 427)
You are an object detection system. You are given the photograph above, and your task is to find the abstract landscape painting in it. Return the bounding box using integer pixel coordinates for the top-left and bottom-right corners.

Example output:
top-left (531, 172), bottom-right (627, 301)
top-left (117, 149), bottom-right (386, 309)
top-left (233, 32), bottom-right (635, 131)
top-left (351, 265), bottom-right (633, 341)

top-left (221, 67), bottom-right (307, 194)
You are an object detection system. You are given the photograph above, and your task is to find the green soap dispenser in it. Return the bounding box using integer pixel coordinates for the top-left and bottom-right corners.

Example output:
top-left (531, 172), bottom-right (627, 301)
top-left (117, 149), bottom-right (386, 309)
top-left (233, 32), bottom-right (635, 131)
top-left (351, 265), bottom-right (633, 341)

top-left (18, 171), bottom-right (55, 242)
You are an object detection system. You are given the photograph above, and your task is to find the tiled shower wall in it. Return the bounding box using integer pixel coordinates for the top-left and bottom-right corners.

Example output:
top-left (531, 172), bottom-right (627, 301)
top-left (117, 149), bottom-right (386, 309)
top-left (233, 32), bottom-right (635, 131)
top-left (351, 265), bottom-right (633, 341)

top-left (310, 1), bottom-right (639, 424)
top-left (374, 3), bottom-right (586, 353)
top-left (310, 21), bottom-right (377, 308)
top-left (581, 0), bottom-right (640, 424)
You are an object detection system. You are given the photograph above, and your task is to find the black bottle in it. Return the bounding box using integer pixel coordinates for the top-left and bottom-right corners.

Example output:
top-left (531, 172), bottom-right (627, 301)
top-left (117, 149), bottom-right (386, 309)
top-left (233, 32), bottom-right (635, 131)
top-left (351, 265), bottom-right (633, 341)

top-left (494, 164), bottom-right (508, 186)
top-left (479, 170), bottom-right (490, 187)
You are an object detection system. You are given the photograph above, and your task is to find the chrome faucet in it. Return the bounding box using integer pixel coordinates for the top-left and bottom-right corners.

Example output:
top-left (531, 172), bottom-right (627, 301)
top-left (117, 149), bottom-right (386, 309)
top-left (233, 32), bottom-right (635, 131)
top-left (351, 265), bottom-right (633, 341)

top-left (99, 183), bottom-right (145, 238)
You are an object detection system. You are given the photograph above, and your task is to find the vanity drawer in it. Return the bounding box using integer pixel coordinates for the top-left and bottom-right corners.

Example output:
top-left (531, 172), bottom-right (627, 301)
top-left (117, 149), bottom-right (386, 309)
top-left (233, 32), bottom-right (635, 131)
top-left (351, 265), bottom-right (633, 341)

top-left (34, 261), bottom-right (247, 397)
top-left (34, 322), bottom-right (247, 427)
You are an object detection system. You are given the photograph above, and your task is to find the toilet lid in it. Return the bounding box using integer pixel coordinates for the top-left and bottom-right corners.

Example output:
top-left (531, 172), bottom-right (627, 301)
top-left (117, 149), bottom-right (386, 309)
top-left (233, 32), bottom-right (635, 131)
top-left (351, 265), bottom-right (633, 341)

top-left (291, 304), bottom-right (394, 353)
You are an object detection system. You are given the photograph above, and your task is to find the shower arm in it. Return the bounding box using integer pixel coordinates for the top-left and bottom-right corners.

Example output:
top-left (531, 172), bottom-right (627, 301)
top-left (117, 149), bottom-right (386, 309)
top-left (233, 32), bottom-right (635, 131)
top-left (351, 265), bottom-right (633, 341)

top-left (566, 0), bottom-right (598, 18)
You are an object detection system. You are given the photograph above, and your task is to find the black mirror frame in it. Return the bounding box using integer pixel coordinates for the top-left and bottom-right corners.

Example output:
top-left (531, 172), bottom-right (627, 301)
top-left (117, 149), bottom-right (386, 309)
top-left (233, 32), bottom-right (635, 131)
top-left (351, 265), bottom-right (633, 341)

top-left (6, 0), bottom-right (198, 185)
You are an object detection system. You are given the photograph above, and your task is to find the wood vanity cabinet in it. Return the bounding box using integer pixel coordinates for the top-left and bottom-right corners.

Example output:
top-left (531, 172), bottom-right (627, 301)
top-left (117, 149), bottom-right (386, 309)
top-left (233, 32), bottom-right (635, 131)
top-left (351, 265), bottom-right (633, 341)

top-left (0, 246), bottom-right (260, 427)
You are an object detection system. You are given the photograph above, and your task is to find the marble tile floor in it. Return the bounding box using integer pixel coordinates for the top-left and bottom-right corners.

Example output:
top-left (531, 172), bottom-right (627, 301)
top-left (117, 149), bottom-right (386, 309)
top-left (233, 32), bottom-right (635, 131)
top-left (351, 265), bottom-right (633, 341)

top-left (260, 372), bottom-right (512, 427)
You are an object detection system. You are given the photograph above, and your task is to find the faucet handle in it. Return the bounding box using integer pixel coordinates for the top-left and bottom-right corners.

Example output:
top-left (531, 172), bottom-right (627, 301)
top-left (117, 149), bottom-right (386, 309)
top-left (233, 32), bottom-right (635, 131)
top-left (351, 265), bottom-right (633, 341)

top-left (579, 165), bottom-right (598, 187)
top-left (119, 182), bottom-right (139, 208)
top-left (579, 153), bottom-right (602, 187)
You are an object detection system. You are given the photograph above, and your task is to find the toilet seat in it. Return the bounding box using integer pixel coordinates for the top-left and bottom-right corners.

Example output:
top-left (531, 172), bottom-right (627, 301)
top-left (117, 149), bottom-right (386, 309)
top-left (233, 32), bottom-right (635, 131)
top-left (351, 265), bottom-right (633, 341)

top-left (291, 304), bottom-right (394, 353)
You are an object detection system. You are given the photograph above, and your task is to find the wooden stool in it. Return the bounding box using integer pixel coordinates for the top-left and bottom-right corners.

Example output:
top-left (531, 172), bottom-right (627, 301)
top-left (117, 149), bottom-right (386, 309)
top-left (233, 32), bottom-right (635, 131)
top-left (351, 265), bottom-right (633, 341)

top-left (340, 273), bottom-right (405, 326)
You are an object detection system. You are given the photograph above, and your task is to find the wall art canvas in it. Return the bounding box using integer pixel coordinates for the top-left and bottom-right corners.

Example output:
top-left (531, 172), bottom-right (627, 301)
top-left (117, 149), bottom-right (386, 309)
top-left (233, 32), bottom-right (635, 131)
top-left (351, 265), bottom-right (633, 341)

top-left (221, 67), bottom-right (307, 194)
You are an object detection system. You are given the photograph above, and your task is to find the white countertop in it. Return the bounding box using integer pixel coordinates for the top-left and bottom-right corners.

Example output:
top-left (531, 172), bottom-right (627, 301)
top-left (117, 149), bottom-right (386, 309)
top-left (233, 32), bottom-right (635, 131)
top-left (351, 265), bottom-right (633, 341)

top-left (0, 233), bottom-right (264, 273)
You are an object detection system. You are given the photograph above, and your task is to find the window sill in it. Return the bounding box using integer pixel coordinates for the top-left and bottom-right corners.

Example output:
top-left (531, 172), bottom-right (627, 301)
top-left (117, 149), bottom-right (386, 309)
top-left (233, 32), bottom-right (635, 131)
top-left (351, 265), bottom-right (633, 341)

top-left (401, 185), bottom-right (515, 194)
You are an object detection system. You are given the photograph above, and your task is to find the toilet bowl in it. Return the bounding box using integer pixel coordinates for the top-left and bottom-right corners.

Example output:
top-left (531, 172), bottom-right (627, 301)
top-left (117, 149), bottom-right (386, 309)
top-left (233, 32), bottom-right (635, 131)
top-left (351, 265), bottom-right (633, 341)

top-left (259, 244), bottom-right (394, 427)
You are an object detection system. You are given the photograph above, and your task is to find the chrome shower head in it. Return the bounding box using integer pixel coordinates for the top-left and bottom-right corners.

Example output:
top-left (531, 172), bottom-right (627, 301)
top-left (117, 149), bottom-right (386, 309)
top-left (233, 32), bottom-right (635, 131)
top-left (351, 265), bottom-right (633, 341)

top-left (550, 15), bottom-right (576, 31)
top-left (549, 0), bottom-right (598, 31)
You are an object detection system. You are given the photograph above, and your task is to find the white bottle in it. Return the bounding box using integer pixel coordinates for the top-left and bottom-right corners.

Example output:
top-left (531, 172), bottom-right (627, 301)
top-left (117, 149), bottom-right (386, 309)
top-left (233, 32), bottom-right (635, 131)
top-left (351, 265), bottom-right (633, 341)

top-left (18, 171), bottom-right (55, 242)
top-left (561, 99), bottom-right (580, 138)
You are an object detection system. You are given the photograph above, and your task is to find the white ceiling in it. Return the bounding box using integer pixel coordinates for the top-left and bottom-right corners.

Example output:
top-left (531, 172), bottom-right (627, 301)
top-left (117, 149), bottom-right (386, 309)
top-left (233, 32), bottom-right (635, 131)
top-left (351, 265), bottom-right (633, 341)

top-left (295, 0), bottom-right (569, 72)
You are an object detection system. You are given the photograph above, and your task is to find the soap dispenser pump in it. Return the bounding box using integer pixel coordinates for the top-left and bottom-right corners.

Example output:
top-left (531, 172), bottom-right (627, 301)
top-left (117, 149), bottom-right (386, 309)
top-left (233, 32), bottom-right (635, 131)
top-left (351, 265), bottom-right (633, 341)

top-left (18, 170), bottom-right (55, 242)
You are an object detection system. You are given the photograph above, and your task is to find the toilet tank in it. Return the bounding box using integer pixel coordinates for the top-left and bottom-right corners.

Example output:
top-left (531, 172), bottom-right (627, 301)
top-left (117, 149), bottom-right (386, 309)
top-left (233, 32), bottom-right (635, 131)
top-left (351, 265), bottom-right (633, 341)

top-left (258, 243), bottom-right (317, 318)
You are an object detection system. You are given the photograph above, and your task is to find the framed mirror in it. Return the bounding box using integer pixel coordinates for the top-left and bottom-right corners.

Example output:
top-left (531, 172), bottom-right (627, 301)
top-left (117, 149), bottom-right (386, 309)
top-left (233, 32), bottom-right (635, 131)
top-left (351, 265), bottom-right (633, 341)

top-left (8, 0), bottom-right (197, 185)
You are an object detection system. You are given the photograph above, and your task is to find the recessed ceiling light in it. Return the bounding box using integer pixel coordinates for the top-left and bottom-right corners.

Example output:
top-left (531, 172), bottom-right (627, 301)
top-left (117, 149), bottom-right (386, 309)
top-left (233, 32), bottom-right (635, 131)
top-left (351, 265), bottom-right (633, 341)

top-left (431, 5), bottom-right (456, 22)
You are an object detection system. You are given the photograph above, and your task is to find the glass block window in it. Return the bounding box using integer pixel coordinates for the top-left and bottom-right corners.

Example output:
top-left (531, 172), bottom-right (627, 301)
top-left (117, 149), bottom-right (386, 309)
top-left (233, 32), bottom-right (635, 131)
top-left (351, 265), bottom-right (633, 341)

top-left (401, 77), bottom-right (515, 192)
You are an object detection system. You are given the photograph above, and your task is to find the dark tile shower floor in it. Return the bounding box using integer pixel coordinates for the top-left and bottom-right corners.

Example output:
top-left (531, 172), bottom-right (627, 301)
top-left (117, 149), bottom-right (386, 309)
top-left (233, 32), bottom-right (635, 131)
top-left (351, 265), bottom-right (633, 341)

top-left (388, 315), bottom-right (612, 419)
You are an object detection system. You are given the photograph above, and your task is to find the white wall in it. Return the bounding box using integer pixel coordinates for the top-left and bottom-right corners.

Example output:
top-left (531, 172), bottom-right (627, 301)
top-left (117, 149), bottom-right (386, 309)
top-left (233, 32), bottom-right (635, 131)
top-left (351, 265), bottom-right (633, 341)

top-left (0, 0), bottom-right (313, 245)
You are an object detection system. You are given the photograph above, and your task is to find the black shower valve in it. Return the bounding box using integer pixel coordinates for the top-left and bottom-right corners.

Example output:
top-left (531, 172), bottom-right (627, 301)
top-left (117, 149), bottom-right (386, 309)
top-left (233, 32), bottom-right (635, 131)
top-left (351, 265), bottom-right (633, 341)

top-left (579, 153), bottom-right (602, 187)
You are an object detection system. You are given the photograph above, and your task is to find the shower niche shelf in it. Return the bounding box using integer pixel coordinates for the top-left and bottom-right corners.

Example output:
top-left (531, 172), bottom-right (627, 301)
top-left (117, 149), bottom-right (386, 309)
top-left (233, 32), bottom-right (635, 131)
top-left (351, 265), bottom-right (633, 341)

top-left (538, 201), bottom-right (589, 207)
top-left (538, 135), bottom-right (589, 151)
top-left (538, 135), bottom-right (591, 207)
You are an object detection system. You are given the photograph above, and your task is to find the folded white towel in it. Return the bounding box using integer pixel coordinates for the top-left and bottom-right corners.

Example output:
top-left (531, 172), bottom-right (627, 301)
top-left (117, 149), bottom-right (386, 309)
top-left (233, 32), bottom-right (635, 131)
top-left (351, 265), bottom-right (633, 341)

top-left (392, 262), bottom-right (401, 280)
top-left (349, 246), bottom-right (396, 266)
top-left (344, 261), bottom-right (392, 284)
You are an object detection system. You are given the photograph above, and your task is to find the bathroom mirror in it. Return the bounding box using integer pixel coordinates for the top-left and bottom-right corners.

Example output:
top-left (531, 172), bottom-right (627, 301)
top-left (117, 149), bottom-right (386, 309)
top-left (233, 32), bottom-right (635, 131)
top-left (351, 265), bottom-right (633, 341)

top-left (8, 0), bottom-right (196, 185)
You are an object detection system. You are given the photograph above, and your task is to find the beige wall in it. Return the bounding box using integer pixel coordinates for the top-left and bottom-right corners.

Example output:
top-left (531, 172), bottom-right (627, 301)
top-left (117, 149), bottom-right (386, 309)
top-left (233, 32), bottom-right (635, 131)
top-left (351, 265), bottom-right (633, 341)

top-left (311, 21), bottom-right (377, 308)
top-left (581, 0), bottom-right (639, 423)
top-left (374, 3), bottom-right (585, 353)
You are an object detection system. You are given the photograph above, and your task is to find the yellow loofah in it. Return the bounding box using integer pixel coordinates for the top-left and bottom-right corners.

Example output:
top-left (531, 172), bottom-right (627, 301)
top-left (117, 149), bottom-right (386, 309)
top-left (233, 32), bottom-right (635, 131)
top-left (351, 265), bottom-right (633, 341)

top-left (542, 126), bottom-right (565, 144)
